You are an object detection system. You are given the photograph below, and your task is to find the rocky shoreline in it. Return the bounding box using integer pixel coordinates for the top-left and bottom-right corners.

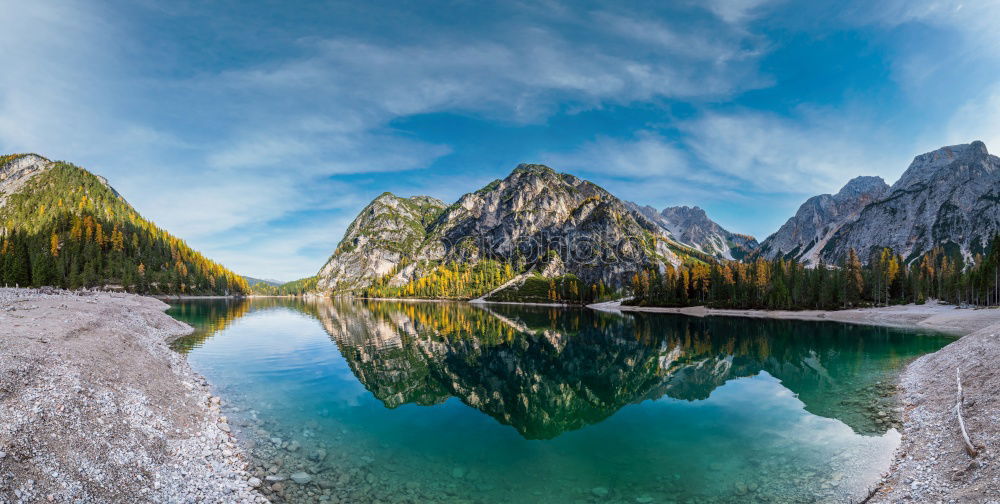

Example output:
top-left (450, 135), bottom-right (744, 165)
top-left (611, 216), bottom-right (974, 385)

top-left (0, 288), bottom-right (267, 503)
top-left (593, 300), bottom-right (1000, 501)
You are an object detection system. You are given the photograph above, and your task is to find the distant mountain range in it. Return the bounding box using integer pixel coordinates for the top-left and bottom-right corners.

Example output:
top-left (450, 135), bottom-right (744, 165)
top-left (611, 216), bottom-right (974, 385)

top-left (5, 140), bottom-right (995, 299)
top-left (0, 154), bottom-right (248, 295)
top-left (243, 276), bottom-right (284, 287)
top-left (317, 141), bottom-right (1000, 297)
top-left (626, 203), bottom-right (758, 260)
top-left (761, 141), bottom-right (1000, 265)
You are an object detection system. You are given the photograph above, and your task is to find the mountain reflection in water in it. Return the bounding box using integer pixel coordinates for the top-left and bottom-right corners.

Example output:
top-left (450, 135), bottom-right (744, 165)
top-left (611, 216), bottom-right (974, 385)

top-left (167, 298), bottom-right (954, 503)
top-left (169, 298), bottom-right (945, 439)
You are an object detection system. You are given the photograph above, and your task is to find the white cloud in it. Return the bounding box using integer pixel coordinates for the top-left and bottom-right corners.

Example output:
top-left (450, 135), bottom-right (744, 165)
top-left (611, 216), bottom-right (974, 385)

top-left (698, 0), bottom-right (781, 24)
top-left (944, 84), bottom-right (1000, 152)
top-left (847, 1), bottom-right (1000, 87)
top-left (0, 2), bottom-right (778, 279)
top-left (219, 21), bottom-right (770, 126)
top-left (544, 132), bottom-right (693, 179)
top-left (680, 109), bottom-right (911, 194)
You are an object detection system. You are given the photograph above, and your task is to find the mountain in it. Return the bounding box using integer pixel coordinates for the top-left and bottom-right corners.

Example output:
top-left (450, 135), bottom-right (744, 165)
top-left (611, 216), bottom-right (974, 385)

top-left (760, 141), bottom-right (1000, 266)
top-left (822, 141), bottom-right (1000, 264)
top-left (318, 164), bottom-right (689, 296)
top-left (248, 276), bottom-right (318, 296)
top-left (316, 192), bottom-right (446, 292)
top-left (244, 276), bottom-right (283, 287)
top-left (757, 175), bottom-right (890, 264)
top-left (628, 203), bottom-right (758, 260)
top-left (0, 154), bottom-right (248, 294)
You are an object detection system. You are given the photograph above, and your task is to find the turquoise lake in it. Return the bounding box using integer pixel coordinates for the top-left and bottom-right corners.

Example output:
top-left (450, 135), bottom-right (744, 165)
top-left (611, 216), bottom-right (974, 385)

top-left (166, 298), bottom-right (953, 504)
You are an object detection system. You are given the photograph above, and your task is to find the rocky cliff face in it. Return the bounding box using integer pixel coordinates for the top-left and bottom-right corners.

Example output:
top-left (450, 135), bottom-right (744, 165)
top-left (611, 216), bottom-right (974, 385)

top-left (316, 193), bottom-right (446, 292)
top-left (318, 164), bottom-right (682, 294)
top-left (629, 203), bottom-right (758, 260)
top-left (0, 154), bottom-right (53, 208)
top-left (758, 176), bottom-right (889, 265)
top-left (821, 141), bottom-right (1000, 264)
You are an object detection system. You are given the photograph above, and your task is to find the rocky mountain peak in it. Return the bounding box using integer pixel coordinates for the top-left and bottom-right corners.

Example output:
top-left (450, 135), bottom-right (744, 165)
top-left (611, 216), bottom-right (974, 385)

top-left (513, 163), bottom-right (557, 177)
top-left (893, 141), bottom-right (997, 192)
top-left (758, 174), bottom-right (889, 264)
top-left (318, 163), bottom-right (684, 293)
top-left (661, 205), bottom-right (708, 222)
top-left (371, 192), bottom-right (445, 209)
top-left (626, 202), bottom-right (756, 260)
top-left (315, 191), bottom-right (447, 292)
top-left (835, 176), bottom-right (888, 201)
top-left (1, 154), bottom-right (55, 208)
top-left (1, 153), bottom-right (51, 182)
top-left (822, 141), bottom-right (1000, 263)
top-left (914, 141), bottom-right (989, 166)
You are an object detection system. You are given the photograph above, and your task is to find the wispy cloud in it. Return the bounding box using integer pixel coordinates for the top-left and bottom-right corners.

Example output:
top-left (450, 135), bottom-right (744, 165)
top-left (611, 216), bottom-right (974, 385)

top-left (680, 109), bottom-right (911, 195)
top-left (0, 1), bottom-right (776, 279)
top-left (696, 0), bottom-right (783, 24)
top-left (544, 132), bottom-right (692, 179)
top-left (944, 84), bottom-right (1000, 153)
top-left (3, 0), bottom-right (990, 279)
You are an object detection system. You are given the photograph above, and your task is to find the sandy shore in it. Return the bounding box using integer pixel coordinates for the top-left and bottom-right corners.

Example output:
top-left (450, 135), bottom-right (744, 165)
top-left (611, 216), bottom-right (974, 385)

top-left (0, 288), bottom-right (267, 503)
top-left (591, 300), bottom-right (1000, 501)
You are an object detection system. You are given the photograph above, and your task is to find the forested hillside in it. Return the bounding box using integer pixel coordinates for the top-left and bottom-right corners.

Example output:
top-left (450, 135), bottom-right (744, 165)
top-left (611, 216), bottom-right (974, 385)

top-left (0, 154), bottom-right (249, 295)
top-left (249, 276), bottom-right (318, 296)
top-left (628, 238), bottom-right (1000, 310)
top-left (361, 260), bottom-right (517, 300)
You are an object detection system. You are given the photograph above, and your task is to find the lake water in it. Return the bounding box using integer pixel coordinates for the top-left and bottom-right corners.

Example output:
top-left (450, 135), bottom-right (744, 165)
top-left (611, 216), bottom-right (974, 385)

top-left (166, 298), bottom-right (953, 504)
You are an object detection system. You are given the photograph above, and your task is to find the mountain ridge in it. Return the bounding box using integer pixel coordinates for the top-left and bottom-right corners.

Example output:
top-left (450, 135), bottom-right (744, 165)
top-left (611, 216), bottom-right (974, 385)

top-left (627, 202), bottom-right (758, 260)
top-left (319, 140), bottom-right (1000, 298)
top-left (758, 175), bottom-right (890, 265)
top-left (317, 163), bottom-right (696, 297)
top-left (0, 153), bottom-right (249, 294)
top-left (761, 141), bottom-right (1000, 266)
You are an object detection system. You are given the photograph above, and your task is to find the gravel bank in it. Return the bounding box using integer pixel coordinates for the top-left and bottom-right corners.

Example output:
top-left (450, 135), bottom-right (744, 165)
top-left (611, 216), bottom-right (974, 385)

top-left (0, 288), bottom-right (267, 503)
top-left (873, 316), bottom-right (1000, 502)
top-left (592, 300), bottom-right (1000, 502)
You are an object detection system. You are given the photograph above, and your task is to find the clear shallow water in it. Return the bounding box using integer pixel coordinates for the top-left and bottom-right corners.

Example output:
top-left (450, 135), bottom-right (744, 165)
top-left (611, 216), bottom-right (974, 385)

top-left (166, 298), bottom-right (953, 504)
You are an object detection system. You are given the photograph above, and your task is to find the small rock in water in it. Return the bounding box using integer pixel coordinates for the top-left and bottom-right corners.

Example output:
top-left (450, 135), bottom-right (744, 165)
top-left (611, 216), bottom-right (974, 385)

top-left (218, 423), bottom-right (231, 433)
top-left (310, 448), bottom-right (328, 462)
top-left (0, 452), bottom-right (6, 459)
top-left (636, 496), bottom-right (654, 503)
top-left (735, 482), bottom-right (748, 495)
top-left (291, 472), bottom-right (312, 484)
top-left (592, 487), bottom-right (609, 497)
top-left (451, 467), bottom-right (466, 479)
top-left (287, 441), bottom-right (300, 452)
top-left (265, 475), bottom-right (286, 482)
top-left (248, 477), bottom-right (262, 488)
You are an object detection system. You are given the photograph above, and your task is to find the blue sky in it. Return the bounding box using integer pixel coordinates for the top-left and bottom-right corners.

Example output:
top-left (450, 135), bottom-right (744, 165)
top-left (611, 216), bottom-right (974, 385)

top-left (3, 1), bottom-right (999, 281)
